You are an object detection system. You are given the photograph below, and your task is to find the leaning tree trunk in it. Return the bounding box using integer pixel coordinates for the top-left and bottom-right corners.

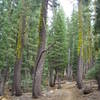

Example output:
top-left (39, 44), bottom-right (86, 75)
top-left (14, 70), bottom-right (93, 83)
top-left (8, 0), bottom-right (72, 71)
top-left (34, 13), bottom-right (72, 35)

top-left (0, 68), bottom-right (8, 96)
top-left (32, 0), bottom-right (48, 98)
top-left (12, 0), bottom-right (26, 96)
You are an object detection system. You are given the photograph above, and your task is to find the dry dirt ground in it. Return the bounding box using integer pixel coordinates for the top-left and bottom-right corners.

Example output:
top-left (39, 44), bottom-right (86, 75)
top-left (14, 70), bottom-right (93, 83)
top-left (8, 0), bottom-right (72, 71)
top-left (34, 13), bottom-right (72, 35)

top-left (1, 81), bottom-right (100, 100)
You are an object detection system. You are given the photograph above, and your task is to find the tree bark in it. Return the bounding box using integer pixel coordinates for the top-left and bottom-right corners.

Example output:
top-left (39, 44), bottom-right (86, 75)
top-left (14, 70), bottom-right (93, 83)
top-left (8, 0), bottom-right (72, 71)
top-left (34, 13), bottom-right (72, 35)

top-left (32, 0), bottom-right (48, 98)
top-left (56, 71), bottom-right (61, 89)
top-left (12, 0), bottom-right (26, 96)
top-left (67, 48), bottom-right (73, 81)
top-left (77, 0), bottom-right (83, 89)
top-left (77, 48), bottom-right (83, 89)
top-left (0, 68), bottom-right (8, 96)
top-left (49, 68), bottom-right (55, 87)
top-left (12, 58), bottom-right (23, 96)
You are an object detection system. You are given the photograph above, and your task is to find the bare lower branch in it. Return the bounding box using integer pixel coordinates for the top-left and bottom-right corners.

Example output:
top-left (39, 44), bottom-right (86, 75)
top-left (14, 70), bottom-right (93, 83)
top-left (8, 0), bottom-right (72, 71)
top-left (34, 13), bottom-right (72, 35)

top-left (36, 41), bottom-right (56, 67)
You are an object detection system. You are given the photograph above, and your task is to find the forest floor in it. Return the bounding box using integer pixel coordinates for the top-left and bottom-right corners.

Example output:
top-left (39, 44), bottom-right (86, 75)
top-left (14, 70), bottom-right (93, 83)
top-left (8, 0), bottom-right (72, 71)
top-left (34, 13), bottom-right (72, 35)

top-left (1, 81), bottom-right (100, 100)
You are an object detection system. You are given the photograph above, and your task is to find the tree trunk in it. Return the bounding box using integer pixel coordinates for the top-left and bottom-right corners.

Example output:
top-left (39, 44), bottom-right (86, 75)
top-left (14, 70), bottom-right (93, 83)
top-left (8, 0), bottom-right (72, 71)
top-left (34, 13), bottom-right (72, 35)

top-left (12, 0), bottom-right (26, 96)
top-left (67, 48), bottom-right (73, 81)
top-left (0, 68), bottom-right (8, 96)
top-left (77, 48), bottom-right (83, 89)
top-left (49, 68), bottom-right (55, 87)
top-left (56, 71), bottom-right (61, 89)
top-left (96, 74), bottom-right (100, 90)
top-left (32, 0), bottom-right (48, 98)
top-left (77, 0), bottom-right (83, 89)
top-left (12, 58), bottom-right (23, 96)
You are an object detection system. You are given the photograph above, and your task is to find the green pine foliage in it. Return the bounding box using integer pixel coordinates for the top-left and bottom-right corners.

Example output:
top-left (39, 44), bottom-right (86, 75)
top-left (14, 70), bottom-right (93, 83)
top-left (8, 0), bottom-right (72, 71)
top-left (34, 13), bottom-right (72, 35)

top-left (0, 0), bottom-right (100, 94)
top-left (66, 10), bottom-right (79, 76)
top-left (87, 0), bottom-right (100, 80)
top-left (87, 50), bottom-right (100, 79)
top-left (0, 0), bottom-right (41, 89)
top-left (48, 8), bottom-right (67, 73)
top-left (94, 0), bottom-right (100, 34)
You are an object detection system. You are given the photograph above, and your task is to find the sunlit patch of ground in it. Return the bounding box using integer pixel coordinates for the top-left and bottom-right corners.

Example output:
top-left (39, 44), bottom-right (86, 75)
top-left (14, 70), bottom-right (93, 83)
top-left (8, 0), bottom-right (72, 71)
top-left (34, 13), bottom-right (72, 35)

top-left (1, 81), bottom-right (100, 100)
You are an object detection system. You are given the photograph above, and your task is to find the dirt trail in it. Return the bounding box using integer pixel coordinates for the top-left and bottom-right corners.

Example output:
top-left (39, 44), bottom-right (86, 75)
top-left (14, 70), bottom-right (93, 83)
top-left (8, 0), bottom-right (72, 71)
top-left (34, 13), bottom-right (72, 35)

top-left (46, 81), bottom-right (83, 100)
top-left (8, 81), bottom-right (83, 100)
top-left (1, 81), bottom-right (100, 100)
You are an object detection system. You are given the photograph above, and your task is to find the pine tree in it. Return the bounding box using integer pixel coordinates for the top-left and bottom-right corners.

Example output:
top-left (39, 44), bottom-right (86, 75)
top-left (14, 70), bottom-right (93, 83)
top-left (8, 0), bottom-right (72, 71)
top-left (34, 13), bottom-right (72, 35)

top-left (87, 0), bottom-right (100, 90)
top-left (32, 0), bottom-right (49, 98)
top-left (12, 0), bottom-right (27, 96)
top-left (66, 9), bottom-right (79, 80)
top-left (0, 0), bottom-right (16, 96)
top-left (48, 7), bottom-right (67, 88)
top-left (77, 0), bottom-right (84, 89)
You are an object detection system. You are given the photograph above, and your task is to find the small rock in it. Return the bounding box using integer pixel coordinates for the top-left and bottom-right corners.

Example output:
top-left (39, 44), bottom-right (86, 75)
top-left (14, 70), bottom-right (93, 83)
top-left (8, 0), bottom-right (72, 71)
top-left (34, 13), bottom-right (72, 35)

top-left (82, 86), bottom-right (92, 94)
top-left (49, 90), bottom-right (54, 94)
top-left (42, 94), bottom-right (46, 97)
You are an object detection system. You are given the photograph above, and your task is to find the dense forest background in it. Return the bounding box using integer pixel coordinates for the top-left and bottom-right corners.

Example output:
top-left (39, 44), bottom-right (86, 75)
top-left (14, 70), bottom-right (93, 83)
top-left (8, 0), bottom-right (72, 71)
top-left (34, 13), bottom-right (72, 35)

top-left (0, 0), bottom-right (100, 99)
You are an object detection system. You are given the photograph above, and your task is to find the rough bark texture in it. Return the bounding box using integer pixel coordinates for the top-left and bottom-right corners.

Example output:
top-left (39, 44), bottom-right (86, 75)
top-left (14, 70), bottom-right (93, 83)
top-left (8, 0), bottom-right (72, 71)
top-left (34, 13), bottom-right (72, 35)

top-left (0, 68), bottom-right (8, 96)
top-left (77, 48), bottom-right (83, 89)
top-left (12, 0), bottom-right (26, 96)
top-left (77, 0), bottom-right (83, 89)
top-left (12, 58), bottom-right (22, 96)
top-left (32, 0), bottom-right (48, 98)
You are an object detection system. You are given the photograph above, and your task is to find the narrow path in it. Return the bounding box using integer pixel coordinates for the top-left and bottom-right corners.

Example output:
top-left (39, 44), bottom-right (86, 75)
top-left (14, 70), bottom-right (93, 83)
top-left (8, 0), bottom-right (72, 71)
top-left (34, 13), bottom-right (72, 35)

top-left (9, 81), bottom-right (84, 100)
top-left (4, 81), bottom-right (99, 100)
top-left (48, 82), bottom-right (75, 100)
top-left (46, 81), bottom-right (83, 100)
